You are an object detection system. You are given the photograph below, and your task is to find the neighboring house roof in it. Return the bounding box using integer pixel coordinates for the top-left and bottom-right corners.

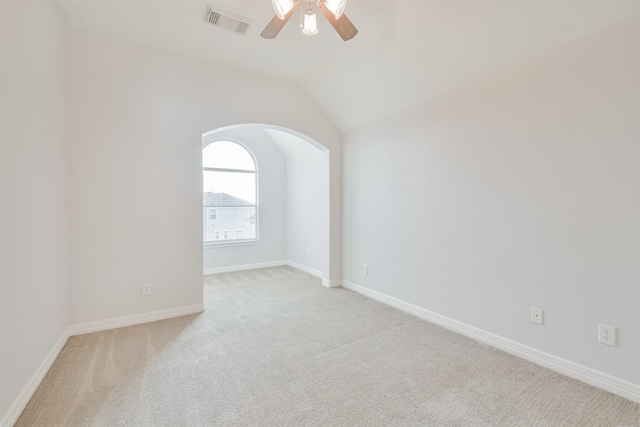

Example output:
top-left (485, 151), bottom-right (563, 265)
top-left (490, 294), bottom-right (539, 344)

top-left (204, 192), bottom-right (253, 207)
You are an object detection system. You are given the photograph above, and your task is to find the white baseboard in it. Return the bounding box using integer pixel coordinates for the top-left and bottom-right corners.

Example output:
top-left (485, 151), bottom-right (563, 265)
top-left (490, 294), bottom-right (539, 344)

top-left (2, 303), bottom-right (206, 427)
top-left (1, 328), bottom-right (70, 427)
top-left (204, 260), bottom-right (287, 276)
top-left (322, 279), bottom-right (342, 288)
top-left (204, 260), bottom-right (327, 282)
top-left (341, 280), bottom-right (640, 403)
top-left (68, 304), bottom-right (205, 336)
top-left (285, 260), bottom-right (323, 278)
top-left (203, 260), bottom-right (342, 288)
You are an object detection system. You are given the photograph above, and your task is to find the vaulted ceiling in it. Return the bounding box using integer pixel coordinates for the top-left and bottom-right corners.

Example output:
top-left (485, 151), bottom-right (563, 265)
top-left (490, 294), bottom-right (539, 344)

top-left (57, 0), bottom-right (639, 133)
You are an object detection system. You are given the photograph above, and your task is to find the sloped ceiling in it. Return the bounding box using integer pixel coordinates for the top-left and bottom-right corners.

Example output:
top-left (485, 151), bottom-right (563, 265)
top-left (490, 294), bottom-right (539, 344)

top-left (57, 0), bottom-right (639, 133)
top-left (264, 128), bottom-right (323, 157)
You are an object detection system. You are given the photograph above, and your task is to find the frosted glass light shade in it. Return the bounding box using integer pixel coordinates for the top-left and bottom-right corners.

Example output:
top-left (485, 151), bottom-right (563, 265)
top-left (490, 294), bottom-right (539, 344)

top-left (325, 0), bottom-right (346, 19)
top-left (272, 0), bottom-right (294, 20)
top-left (302, 10), bottom-right (319, 36)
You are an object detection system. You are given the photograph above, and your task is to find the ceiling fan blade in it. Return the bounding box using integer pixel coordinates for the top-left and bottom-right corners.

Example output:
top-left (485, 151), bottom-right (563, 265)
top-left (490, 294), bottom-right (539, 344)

top-left (318, 5), bottom-right (358, 41)
top-left (261, 4), bottom-right (299, 39)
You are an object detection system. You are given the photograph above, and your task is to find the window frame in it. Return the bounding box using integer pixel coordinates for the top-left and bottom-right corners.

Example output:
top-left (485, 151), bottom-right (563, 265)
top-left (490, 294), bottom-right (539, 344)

top-left (202, 139), bottom-right (259, 246)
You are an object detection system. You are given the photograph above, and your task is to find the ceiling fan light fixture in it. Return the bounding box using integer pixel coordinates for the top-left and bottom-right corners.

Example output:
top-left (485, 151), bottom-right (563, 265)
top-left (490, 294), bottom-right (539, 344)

top-left (302, 9), bottom-right (319, 36)
top-left (262, 0), bottom-right (356, 41)
top-left (324, 0), bottom-right (347, 19)
top-left (272, 0), bottom-right (294, 20)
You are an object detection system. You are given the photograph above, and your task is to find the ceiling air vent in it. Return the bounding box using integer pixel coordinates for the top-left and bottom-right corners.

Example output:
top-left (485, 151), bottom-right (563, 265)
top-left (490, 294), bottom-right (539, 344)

top-left (204, 6), bottom-right (252, 35)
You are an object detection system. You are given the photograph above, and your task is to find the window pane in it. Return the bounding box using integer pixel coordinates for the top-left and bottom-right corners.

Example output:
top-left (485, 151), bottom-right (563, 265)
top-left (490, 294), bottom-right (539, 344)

top-left (203, 140), bottom-right (255, 171)
top-left (203, 170), bottom-right (256, 204)
top-left (203, 206), bottom-right (256, 242)
top-left (202, 141), bottom-right (258, 243)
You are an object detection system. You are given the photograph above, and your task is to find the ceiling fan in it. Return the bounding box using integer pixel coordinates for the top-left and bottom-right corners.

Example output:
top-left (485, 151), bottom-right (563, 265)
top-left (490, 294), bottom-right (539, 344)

top-left (261, 0), bottom-right (358, 41)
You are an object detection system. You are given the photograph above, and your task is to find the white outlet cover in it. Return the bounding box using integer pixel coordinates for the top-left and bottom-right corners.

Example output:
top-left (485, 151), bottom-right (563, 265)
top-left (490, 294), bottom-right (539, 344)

top-left (531, 307), bottom-right (543, 325)
top-left (598, 324), bottom-right (616, 346)
top-left (142, 282), bottom-right (152, 296)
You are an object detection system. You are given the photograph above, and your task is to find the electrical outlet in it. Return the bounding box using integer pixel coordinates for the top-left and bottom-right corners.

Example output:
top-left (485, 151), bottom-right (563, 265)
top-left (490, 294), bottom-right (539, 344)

top-left (307, 249), bottom-right (312, 258)
top-left (142, 283), bottom-right (152, 296)
top-left (531, 307), bottom-right (543, 325)
top-left (226, 253), bottom-right (233, 260)
top-left (598, 324), bottom-right (616, 346)
top-left (363, 264), bottom-right (368, 275)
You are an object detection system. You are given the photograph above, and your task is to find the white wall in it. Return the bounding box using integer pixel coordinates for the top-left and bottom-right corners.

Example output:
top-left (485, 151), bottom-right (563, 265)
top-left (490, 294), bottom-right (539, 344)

top-left (68, 30), bottom-right (342, 325)
top-left (343, 17), bottom-right (639, 386)
top-left (286, 146), bottom-right (326, 274)
top-left (1, 0), bottom-right (70, 422)
top-left (203, 127), bottom-right (286, 272)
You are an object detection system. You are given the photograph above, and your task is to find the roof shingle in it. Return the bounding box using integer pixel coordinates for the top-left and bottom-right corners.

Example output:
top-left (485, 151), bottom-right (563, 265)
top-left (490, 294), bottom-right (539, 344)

top-left (203, 192), bottom-right (253, 207)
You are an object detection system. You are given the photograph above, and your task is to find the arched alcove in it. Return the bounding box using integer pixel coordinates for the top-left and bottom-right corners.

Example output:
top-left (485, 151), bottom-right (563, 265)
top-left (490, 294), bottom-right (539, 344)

top-left (202, 123), bottom-right (336, 287)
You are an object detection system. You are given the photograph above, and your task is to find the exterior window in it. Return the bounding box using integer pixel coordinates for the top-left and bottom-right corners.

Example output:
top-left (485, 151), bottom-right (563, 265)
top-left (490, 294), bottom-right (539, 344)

top-left (203, 140), bottom-right (258, 244)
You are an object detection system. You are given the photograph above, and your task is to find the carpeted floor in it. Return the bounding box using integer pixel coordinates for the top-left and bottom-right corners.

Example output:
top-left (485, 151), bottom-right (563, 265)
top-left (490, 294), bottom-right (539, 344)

top-left (16, 266), bottom-right (640, 426)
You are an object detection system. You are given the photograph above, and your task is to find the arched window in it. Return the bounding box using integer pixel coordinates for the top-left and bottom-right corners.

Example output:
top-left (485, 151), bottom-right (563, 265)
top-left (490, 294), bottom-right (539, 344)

top-left (203, 141), bottom-right (257, 243)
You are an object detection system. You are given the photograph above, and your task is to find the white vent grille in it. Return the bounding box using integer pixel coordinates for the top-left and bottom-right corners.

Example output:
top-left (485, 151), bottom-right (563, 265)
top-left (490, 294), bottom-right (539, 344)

top-left (204, 6), bottom-right (252, 35)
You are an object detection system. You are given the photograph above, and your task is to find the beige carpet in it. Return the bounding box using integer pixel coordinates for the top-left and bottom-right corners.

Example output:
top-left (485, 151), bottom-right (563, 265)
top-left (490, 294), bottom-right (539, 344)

top-left (16, 267), bottom-right (640, 426)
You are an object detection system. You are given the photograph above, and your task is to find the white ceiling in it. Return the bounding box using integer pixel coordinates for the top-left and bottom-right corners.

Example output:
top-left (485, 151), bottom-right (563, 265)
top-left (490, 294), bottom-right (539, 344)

top-left (57, 0), bottom-right (639, 133)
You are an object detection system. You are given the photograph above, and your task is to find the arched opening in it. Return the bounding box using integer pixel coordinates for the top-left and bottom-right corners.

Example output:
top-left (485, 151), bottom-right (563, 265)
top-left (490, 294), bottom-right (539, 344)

top-left (201, 124), bottom-right (333, 286)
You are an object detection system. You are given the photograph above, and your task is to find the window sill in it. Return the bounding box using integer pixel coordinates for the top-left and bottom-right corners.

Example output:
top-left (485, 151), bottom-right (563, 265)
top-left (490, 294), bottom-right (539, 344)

top-left (204, 239), bottom-right (261, 248)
